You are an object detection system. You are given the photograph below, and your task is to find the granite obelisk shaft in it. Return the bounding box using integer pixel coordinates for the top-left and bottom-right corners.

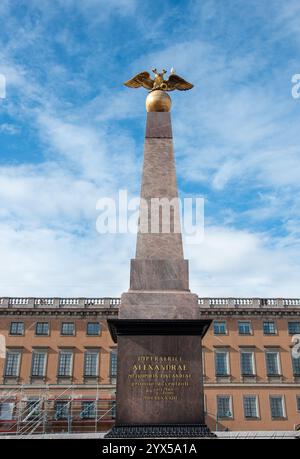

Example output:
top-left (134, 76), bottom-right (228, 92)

top-left (136, 112), bottom-right (184, 261)
top-left (120, 111), bottom-right (199, 320)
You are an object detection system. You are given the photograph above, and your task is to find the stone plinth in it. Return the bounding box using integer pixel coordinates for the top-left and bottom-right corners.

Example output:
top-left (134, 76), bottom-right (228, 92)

top-left (120, 291), bottom-right (199, 320)
top-left (105, 319), bottom-right (215, 438)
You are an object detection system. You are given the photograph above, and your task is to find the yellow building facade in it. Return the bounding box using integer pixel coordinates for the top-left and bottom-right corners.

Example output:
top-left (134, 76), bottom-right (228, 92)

top-left (0, 296), bottom-right (299, 434)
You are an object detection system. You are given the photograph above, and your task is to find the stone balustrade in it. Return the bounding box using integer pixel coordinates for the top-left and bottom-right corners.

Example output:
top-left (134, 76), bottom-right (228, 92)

top-left (0, 297), bottom-right (122, 309)
top-left (0, 297), bottom-right (299, 309)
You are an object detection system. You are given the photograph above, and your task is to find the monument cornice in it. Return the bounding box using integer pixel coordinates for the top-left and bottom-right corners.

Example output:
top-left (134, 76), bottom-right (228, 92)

top-left (198, 308), bottom-right (300, 317)
top-left (107, 318), bottom-right (212, 343)
top-left (0, 308), bottom-right (118, 317)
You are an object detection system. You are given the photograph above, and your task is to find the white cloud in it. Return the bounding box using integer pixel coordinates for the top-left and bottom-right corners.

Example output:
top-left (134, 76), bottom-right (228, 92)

top-left (272, 0), bottom-right (300, 46)
top-left (187, 226), bottom-right (300, 297)
top-left (0, 222), bottom-right (134, 296)
top-left (0, 123), bottom-right (19, 134)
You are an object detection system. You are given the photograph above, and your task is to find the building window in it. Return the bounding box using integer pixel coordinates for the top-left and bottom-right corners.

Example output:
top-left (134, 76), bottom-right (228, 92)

top-left (243, 395), bottom-right (258, 418)
top-left (111, 400), bottom-right (116, 419)
top-left (25, 400), bottom-right (40, 420)
top-left (110, 352), bottom-right (117, 377)
top-left (213, 321), bottom-right (227, 335)
top-left (215, 351), bottom-right (229, 376)
top-left (297, 396), bottom-right (300, 412)
top-left (58, 351), bottom-right (73, 377)
top-left (4, 351), bottom-right (21, 377)
top-left (238, 321), bottom-right (252, 335)
top-left (216, 396), bottom-right (232, 418)
top-left (288, 322), bottom-right (300, 335)
top-left (263, 321), bottom-right (277, 335)
top-left (31, 351), bottom-right (46, 377)
top-left (292, 355), bottom-right (300, 376)
top-left (35, 322), bottom-right (49, 336)
top-left (81, 401), bottom-right (96, 419)
top-left (265, 351), bottom-right (280, 376)
top-left (84, 351), bottom-right (99, 377)
top-left (87, 322), bottom-right (101, 336)
top-left (202, 349), bottom-right (206, 376)
top-left (55, 401), bottom-right (69, 420)
top-left (61, 323), bottom-right (75, 336)
top-left (0, 402), bottom-right (14, 420)
top-left (270, 396), bottom-right (285, 419)
top-left (240, 351), bottom-right (255, 376)
top-left (10, 322), bottom-right (24, 336)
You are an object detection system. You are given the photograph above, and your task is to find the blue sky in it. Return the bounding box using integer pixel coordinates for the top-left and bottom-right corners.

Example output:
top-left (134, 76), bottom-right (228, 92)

top-left (0, 0), bottom-right (300, 298)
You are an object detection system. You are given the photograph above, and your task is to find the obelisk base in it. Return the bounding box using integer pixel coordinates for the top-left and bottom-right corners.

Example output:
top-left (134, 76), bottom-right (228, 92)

top-left (105, 423), bottom-right (216, 439)
top-left (120, 291), bottom-right (200, 319)
top-left (105, 319), bottom-right (215, 438)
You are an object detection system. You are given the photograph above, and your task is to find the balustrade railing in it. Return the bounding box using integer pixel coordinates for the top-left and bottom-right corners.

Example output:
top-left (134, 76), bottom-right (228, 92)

top-left (1, 297), bottom-right (300, 310)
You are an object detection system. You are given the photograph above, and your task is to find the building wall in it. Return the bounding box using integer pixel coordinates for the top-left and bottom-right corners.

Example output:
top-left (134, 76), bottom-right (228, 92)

top-left (0, 316), bottom-right (116, 386)
top-left (0, 298), bottom-right (300, 432)
top-left (202, 316), bottom-right (300, 431)
top-left (205, 387), bottom-right (299, 431)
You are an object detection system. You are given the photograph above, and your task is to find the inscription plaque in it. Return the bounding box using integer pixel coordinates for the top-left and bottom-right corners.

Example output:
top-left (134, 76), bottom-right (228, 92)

top-left (107, 320), bottom-right (210, 426)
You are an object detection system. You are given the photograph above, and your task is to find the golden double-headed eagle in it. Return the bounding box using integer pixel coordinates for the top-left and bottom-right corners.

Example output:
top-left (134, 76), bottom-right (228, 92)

top-left (124, 68), bottom-right (193, 92)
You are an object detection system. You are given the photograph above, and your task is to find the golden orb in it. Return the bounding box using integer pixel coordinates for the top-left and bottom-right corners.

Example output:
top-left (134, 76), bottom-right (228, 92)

top-left (146, 90), bottom-right (171, 112)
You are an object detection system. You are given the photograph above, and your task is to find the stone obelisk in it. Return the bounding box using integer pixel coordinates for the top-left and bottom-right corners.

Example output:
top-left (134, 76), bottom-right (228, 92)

top-left (106, 71), bottom-right (214, 438)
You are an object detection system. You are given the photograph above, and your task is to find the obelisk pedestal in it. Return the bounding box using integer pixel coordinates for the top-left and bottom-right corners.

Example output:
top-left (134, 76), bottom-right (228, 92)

top-left (106, 89), bottom-right (214, 438)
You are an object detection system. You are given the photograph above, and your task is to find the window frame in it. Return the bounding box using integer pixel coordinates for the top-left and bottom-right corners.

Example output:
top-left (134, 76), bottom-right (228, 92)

top-left (81, 400), bottom-right (96, 419)
top-left (86, 322), bottom-right (101, 336)
top-left (35, 322), bottom-right (50, 336)
top-left (243, 395), bottom-right (259, 419)
top-left (55, 400), bottom-right (70, 420)
top-left (31, 350), bottom-right (47, 378)
top-left (265, 350), bottom-right (281, 376)
top-left (297, 396), bottom-right (300, 412)
top-left (4, 350), bottom-right (21, 377)
top-left (0, 402), bottom-right (14, 421)
top-left (60, 322), bottom-right (75, 336)
top-left (269, 395), bottom-right (286, 419)
top-left (57, 350), bottom-right (73, 377)
top-left (240, 350), bottom-right (255, 376)
top-left (263, 321), bottom-right (277, 335)
top-left (84, 350), bottom-right (99, 377)
top-left (25, 399), bottom-right (41, 420)
top-left (214, 350), bottom-right (230, 376)
top-left (238, 321), bottom-right (252, 336)
top-left (111, 400), bottom-right (116, 419)
top-left (216, 395), bottom-right (233, 419)
top-left (291, 353), bottom-right (300, 376)
top-left (288, 321), bottom-right (300, 335)
top-left (110, 351), bottom-right (117, 378)
top-left (9, 322), bottom-right (24, 336)
top-left (213, 321), bottom-right (227, 335)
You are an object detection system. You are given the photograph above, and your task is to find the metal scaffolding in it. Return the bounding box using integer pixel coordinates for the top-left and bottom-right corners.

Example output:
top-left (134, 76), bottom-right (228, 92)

top-left (0, 385), bottom-right (116, 437)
